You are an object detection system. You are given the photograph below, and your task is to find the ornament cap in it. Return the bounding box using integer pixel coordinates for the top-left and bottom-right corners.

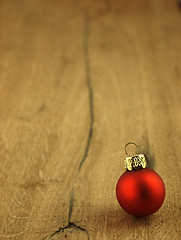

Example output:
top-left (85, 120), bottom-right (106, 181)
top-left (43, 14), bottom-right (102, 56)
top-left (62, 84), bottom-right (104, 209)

top-left (124, 154), bottom-right (147, 171)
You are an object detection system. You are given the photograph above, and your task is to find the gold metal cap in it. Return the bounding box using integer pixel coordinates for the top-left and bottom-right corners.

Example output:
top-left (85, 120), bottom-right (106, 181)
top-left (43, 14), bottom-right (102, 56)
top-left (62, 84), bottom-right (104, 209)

top-left (124, 154), bottom-right (147, 171)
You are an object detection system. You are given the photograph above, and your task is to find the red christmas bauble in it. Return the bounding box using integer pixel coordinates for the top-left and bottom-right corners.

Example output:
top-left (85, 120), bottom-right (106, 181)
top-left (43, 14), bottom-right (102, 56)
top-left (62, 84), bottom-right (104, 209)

top-left (116, 168), bottom-right (165, 217)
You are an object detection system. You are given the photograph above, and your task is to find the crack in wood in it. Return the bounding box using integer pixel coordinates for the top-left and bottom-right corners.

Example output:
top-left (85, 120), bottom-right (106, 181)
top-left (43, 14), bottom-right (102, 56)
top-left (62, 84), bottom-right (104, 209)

top-left (78, 14), bottom-right (93, 172)
top-left (68, 189), bottom-right (74, 223)
top-left (41, 222), bottom-right (89, 240)
top-left (48, 222), bottom-right (90, 239)
top-left (42, 14), bottom-right (93, 240)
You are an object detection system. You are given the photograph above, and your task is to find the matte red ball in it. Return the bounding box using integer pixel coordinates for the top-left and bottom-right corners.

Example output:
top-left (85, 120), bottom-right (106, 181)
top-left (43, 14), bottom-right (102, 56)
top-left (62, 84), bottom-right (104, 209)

top-left (116, 168), bottom-right (165, 217)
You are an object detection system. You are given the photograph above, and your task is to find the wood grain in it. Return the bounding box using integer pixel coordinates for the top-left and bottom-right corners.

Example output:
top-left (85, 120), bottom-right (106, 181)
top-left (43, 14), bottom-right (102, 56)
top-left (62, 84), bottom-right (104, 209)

top-left (0, 0), bottom-right (181, 239)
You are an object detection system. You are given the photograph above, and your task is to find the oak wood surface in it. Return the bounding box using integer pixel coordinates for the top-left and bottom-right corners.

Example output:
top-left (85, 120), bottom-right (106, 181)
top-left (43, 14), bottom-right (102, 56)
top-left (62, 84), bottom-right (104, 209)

top-left (0, 0), bottom-right (181, 239)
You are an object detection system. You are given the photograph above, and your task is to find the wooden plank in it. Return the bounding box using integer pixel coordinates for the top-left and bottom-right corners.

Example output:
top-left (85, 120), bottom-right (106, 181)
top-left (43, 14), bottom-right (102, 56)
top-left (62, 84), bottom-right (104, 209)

top-left (0, 0), bottom-right (181, 239)
top-left (0, 0), bottom-right (90, 239)
top-left (72, 1), bottom-right (181, 240)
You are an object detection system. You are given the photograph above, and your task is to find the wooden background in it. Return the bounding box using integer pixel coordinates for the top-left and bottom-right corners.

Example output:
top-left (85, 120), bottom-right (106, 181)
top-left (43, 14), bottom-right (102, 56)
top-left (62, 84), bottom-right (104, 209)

top-left (0, 0), bottom-right (181, 239)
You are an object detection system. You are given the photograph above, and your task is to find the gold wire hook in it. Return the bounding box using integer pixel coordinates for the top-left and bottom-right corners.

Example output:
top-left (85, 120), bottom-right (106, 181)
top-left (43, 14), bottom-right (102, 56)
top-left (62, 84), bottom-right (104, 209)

top-left (124, 142), bottom-right (138, 156)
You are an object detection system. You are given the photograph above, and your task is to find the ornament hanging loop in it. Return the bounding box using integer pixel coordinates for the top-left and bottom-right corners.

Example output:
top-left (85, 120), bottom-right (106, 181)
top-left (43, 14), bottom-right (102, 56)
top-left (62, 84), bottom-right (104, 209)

top-left (124, 142), bottom-right (138, 156)
top-left (124, 142), bottom-right (147, 171)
